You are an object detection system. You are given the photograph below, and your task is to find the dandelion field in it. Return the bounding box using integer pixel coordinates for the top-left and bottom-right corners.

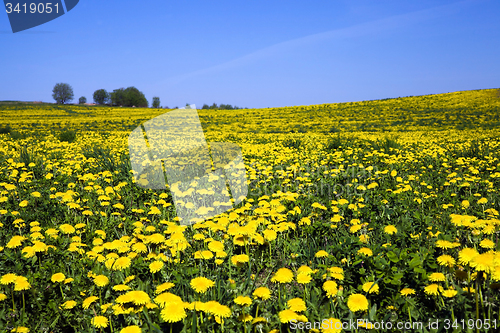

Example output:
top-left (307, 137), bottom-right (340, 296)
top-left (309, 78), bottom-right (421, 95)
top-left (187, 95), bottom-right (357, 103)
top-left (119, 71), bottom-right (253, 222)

top-left (1, 89), bottom-right (500, 332)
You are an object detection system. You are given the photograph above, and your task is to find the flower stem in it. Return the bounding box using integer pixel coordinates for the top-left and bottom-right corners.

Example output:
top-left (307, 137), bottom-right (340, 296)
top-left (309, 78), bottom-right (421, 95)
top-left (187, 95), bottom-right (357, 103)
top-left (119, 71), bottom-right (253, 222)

top-left (22, 292), bottom-right (25, 323)
top-left (11, 288), bottom-right (15, 312)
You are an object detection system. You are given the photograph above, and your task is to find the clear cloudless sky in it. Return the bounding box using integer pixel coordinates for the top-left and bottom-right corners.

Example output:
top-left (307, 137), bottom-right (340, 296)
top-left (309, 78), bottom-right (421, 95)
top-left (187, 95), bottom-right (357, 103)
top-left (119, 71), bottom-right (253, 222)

top-left (1, 0), bottom-right (499, 108)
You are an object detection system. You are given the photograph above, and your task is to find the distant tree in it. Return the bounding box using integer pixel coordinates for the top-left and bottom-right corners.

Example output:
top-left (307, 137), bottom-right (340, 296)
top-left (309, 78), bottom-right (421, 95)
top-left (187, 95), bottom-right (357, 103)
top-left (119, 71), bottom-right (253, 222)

top-left (122, 87), bottom-right (148, 107)
top-left (219, 103), bottom-right (235, 110)
top-left (110, 87), bottom-right (147, 107)
top-left (52, 83), bottom-right (74, 104)
top-left (110, 88), bottom-right (126, 106)
top-left (152, 97), bottom-right (160, 108)
top-left (199, 103), bottom-right (245, 110)
top-left (93, 89), bottom-right (109, 105)
top-left (78, 96), bottom-right (87, 104)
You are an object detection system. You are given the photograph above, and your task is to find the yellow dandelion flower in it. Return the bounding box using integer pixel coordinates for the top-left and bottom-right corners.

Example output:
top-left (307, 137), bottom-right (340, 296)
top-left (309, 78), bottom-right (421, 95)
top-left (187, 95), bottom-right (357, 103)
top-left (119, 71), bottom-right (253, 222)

top-left (194, 250), bottom-right (214, 260)
top-left (437, 255), bottom-right (456, 267)
top-left (315, 250), bottom-right (329, 258)
top-left (113, 284), bottom-right (131, 291)
top-left (149, 261), bottom-right (164, 273)
top-left (125, 290), bottom-right (151, 305)
top-left (424, 284), bottom-right (443, 296)
top-left (154, 292), bottom-right (183, 307)
top-left (91, 316), bottom-right (108, 328)
top-left (296, 272), bottom-right (312, 284)
top-left (1, 273), bottom-right (18, 285)
top-left (400, 288), bottom-right (416, 296)
top-left (263, 229), bottom-right (277, 241)
top-left (206, 301), bottom-right (231, 318)
top-left (287, 298), bottom-right (306, 312)
top-left (350, 225), bottom-right (362, 233)
top-left (234, 296), bottom-right (252, 307)
top-left (112, 257), bottom-right (132, 271)
top-left (271, 268), bottom-right (294, 284)
top-left (238, 313), bottom-right (253, 322)
top-left (95, 230), bottom-right (106, 239)
top-left (384, 225), bottom-right (397, 235)
top-left (94, 275), bottom-right (109, 287)
top-left (59, 224), bottom-right (75, 234)
top-left (323, 281), bottom-right (338, 298)
top-left (120, 326), bottom-right (142, 333)
top-left (124, 275), bottom-right (135, 284)
top-left (297, 265), bottom-right (313, 275)
top-left (60, 300), bottom-right (77, 309)
top-left (428, 273), bottom-right (446, 282)
top-left (231, 254), bottom-right (249, 266)
top-left (359, 234), bottom-right (369, 243)
top-left (357, 247), bottom-right (373, 256)
top-left (190, 277), bottom-right (215, 293)
top-left (321, 318), bottom-right (343, 333)
top-left (6, 236), bottom-right (27, 249)
top-left (132, 242), bottom-right (147, 253)
top-left (208, 240), bottom-right (224, 252)
top-left (477, 198), bottom-right (488, 205)
top-left (483, 224), bottom-right (496, 235)
top-left (14, 276), bottom-right (31, 291)
top-left (362, 282), bottom-right (379, 294)
top-left (480, 239), bottom-right (496, 249)
top-left (160, 303), bottom-right (187, 323)
top-left (83, 296), bottom-right (99, 309)
top-left (253, 287), bottom-right (272, 300)
top-left (347, 294), bottom-right (369, 312)
top-left (155, 282), bottom-right (175, 294)
top-left (470, 252), bottom-right (495, 273)
top-left (458, 248), bottom-right (479, 265)
top-left (279, 309), bottom-right (299, 323)
top-left (51, 273), bottom-right (66, 283)
top-left (442, 289), bottom-right (458, 298)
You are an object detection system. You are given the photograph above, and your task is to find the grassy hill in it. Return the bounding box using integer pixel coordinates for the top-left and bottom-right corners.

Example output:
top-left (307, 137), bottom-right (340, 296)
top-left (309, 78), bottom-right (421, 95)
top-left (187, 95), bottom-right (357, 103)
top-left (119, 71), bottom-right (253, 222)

top-left (1, 88), bottom-right (499, 135)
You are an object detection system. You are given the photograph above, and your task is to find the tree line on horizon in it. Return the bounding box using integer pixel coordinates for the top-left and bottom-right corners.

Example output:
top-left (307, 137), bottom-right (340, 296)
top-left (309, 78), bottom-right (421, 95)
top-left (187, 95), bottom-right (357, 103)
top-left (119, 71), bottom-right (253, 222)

top-left (201, 103), bottom-right (245, 110)
top-left (51, 83), bottom-right (247, 110)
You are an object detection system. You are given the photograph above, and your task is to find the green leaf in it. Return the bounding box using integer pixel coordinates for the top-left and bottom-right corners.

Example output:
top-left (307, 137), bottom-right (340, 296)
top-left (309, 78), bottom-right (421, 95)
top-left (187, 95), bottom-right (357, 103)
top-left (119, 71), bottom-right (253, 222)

top-left (386, 251), bottom-right (400, 263)
top-left (390, 272), bottom-right (404, 285)
top-left (352, 259), bottom-right (363, 266)
top-left (408, 256), bottom-right (422, 269)
top-left (414, 267), bottom-right (426, 274)
top-left (369, 303), bottom-right (378, 321)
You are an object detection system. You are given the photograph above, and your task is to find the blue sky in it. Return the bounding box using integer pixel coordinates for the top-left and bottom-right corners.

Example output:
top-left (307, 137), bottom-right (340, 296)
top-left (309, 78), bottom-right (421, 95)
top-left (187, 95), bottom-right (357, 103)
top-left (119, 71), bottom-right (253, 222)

top-left (1, 0), bottom-right (499, 108)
